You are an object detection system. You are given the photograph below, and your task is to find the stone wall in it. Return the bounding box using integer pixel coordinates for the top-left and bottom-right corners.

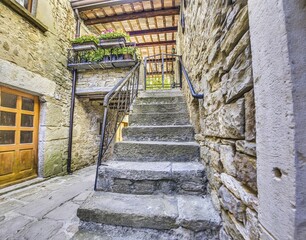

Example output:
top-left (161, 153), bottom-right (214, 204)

top-left (177, 1), bottom-right (258, 239)
top-left (72, 68), bottom-right (132, 170)
top-left (0, 0), bottom-right (75, 177)
top-left (77, 68), bottom-right (131, 92)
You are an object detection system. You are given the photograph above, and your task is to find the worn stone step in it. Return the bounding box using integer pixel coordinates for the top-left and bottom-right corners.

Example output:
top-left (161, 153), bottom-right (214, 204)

top-left (77, 192), bottom-right (221, 232)
top-left (73, 221), bottom-right (220, 240)
top-left (135, 96), bottom-right (185, 105)
top-left (113, 141), bottom-right (200, 162)
top-left (138, 90), bottom-right (183, 98)
top-left (129, 113), bottom-right (190, 126)
top-left (96, 161), bottom-right (206, 195)
top-left (122, 125), bottom-right (194, 142)
top-left (132, 103), bottom-right (188, 114)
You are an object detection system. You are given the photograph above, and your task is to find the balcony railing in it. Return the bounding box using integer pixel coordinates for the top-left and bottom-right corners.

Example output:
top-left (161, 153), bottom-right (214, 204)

top-left (67, 42), bottom-right (138, 70)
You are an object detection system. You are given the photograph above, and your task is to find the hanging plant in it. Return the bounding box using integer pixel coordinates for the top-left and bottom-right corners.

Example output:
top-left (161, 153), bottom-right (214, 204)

top-left (99, 29), bottom-right (131, 42)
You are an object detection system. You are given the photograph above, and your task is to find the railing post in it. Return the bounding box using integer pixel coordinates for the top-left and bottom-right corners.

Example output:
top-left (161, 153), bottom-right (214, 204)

top-left (162, 53), bottom-right (165, 89)
top-left (144, 58), bottom-right (147, 90)
top-left (94, 107), bottom-right (108, 190)
top-left (179, 57), bottom-right (182, 88)
top-left (136, 65), bottom-right (140, 96)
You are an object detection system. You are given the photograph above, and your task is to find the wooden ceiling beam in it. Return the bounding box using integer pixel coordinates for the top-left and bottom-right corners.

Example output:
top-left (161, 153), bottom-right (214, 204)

top-left (146, 58), bottom-right (176, 62)
top-left (84, 7), bottom-right (180, 25)
top-left (137, 40), bottom-right (176, 47)
top-left (128, 27), bottom-right (177, 36)
top-left (71, 0), bottom-right (143, 11)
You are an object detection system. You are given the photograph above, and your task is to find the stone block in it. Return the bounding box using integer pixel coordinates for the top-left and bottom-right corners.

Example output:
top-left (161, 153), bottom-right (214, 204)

top-left (218, 186), bottom-right (246, 222)
top-left (14, 219), bottom-right (63, 240)
top-left (0, 215), bottom-right (33, 239)
top-left (221, 6), bottom-right (249, 55)
top-left (224, 31), bottom-right (250, 72)
top-left (245, 89), bottom-right (256, 141)
top-left (203, 98), bottom-right (245, 139)
top-left (236, 140), bottom-right (256, 157)
top-left (226, 47), bottom-right (253, 103)
top-left (219, 227), bottom-right (233, 240)
top-left (129, 112), bottom-right (190, 126)
top-left (245, 208), bottom-right (259, 240)
top-left (78, 192), bottom-right (179, 230)
top-left (123, 125), bottom-right (194, 142)
top-left (221, 211), bottom-right (245, 240)
top-left (201, 145), bottom-right (222, 171)
top-left (114, 141), bottom-right (200, 162)
top-left (203, 87), bottom-right (225, 116)
top-left (220, 173), bottom-right (258, 211)
top-left (177, 195), bottom-right (221, 232)
top-left (233, 153), bottom-right (257, 191)
top-left (220, 144), bottom-right (237, 176)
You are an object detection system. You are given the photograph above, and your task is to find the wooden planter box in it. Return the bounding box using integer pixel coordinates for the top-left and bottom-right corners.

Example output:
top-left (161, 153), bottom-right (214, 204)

top-left (72, 41), bottom-right (98, 51)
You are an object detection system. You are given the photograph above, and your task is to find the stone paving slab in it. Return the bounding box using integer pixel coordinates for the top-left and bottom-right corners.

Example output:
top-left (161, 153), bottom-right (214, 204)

top-left (0, 165), bottom-right (96, 240)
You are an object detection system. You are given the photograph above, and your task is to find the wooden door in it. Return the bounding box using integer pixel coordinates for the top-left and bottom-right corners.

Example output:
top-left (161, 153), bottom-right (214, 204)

top-left (0, 87), bottom-right (39, 188)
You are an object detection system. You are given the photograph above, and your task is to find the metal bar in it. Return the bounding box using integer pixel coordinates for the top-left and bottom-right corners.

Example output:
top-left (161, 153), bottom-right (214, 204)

top-left (67, 69), bottom-right (77, 174)
top-left (179, 58), bottom-right (182, 88)
top-left (94, 107), bottom-right (108, 190)
top-left (144, 58), bottom-right (147, 91)
top-left (103, 63), bottom-right (140, 106)
top-left (178, 56), bottom-right (204, 99)
top-left (162, 53), bottom-right (165, 88)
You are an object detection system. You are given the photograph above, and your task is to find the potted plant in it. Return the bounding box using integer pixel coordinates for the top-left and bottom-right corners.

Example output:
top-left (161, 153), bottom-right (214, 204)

top-left (71, 35), bottom-right (99, 51)
top-left (99, 29), bottom-right (130, 47)
top-left (123, 47), bottom-right (136, 60)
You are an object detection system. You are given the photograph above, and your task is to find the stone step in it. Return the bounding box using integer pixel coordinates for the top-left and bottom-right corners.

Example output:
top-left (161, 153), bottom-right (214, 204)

top-left (129, 112), bottom-right (190, 126)
top-left (138, 90), bottom-right (183, 98)
top-left (135, 96), bottom-right (185, 105)
top-left (96, 161), bottom-right (206, 195)
top-left (122, 125), bottom-right (194, 142)
top-left (77, 192), bottom-right (221, 232)
top-left (132, 103), bottom-right (188, 114)
top-left (73, 221), bottom-right (220, 240)
top-left (113, 141), bottom-right (200, 162)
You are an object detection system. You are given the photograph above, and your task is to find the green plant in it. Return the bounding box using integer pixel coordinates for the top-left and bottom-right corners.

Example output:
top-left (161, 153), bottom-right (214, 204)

top-left (71, 35), bottom-right (99, 44)
top-left (112, 46), bottom-right (136, 55)
top-left (99, 29), bottom-right (131, 41)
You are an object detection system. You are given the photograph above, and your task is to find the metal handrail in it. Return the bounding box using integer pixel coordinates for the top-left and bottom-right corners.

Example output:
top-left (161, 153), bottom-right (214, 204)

top-left (178, 56), bottom-right (204, 99)
top-left (143, 53), bottom-right (204, 99)
top-left (94, 62), bottom-right (141, 190)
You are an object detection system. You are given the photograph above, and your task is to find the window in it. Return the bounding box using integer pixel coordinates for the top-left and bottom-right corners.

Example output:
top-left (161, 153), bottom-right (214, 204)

top-left (15, 0), bottom-right (33, 13)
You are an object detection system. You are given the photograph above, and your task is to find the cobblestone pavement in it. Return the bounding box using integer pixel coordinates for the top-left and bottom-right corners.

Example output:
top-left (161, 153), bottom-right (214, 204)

top-left (0, 166), bottom-right (96, 240)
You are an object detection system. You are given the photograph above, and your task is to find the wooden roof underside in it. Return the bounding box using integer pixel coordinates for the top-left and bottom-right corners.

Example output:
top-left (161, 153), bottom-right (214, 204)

top-left (71, 0), bottom-right (180, 58)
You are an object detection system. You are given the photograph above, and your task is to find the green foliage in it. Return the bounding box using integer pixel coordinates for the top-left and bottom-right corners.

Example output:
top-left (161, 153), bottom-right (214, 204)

top-left (99, 29), bottom-right (131, 41)
top-left (114, 46), bottom-right (136, 55)
top-left (71, 35), bottom-right (99, 44)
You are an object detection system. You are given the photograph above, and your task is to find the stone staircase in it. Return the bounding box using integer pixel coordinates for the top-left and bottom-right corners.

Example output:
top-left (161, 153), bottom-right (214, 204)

top-left (75, 90), bottom-right (221, 239)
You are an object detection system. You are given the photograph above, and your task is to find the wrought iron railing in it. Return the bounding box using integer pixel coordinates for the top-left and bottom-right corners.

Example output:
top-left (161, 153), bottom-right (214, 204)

top-left (94, 62), bottom-right (141, 190)
top-left (67, 43), bottom-right (138, 70)
top-left (144, 54), bottom-right (203, 99)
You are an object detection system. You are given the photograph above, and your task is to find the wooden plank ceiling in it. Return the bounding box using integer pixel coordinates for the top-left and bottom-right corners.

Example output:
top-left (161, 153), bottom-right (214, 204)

top-left (71, 0), bottom-right (180, 58)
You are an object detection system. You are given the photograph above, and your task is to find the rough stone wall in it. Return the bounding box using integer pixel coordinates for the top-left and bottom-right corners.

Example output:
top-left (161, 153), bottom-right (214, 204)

top-left (177, 1), bottom-right (258, 239)
top-left (77, 68), bottom-right (131, 90)
top-left (72, 99), bottom-right (102, 171)
top-left (72, 68), bottom-right (132, 170)
top-left (0, 0), bottom-right (75, 177)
